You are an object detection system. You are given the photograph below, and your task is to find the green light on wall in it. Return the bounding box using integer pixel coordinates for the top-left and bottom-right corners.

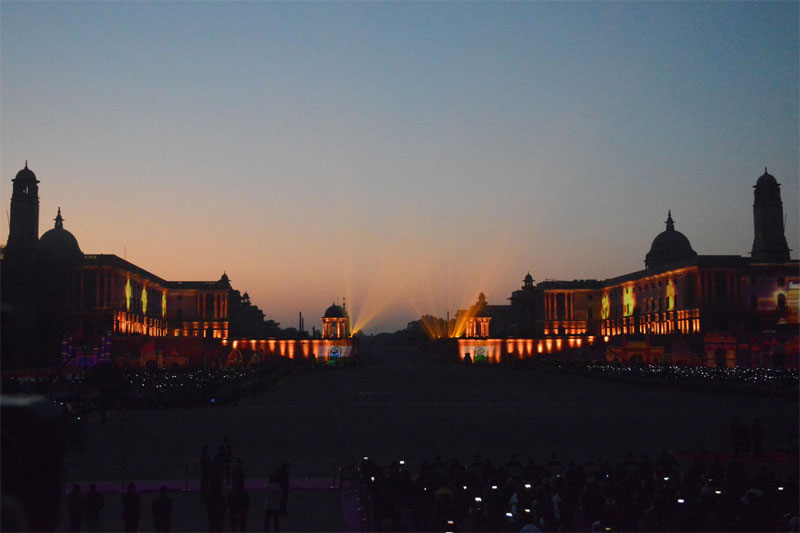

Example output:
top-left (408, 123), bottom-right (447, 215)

top-left (125, 278), bottom-right (131, 312)
top-left (162, 291), bottom-right (167, 318)
top-left (666, 279), bottom-right (676, 311)
top-left (623, 287), bottom-right (635, 317)
top-left (601, 293), bottom-right (610, 320)
top-left (142, 287), bottom-right (148, 316)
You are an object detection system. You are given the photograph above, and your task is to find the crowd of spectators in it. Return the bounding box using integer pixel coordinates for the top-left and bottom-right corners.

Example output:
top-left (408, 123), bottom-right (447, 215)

top-left (516, 359), bottom-right (799, 398)
top-left (583, 363), bottom-right (799, 397)
top-left (358, 452), bottom-right (799, 532)
top-left (0, 359), bottom-right (291, 430)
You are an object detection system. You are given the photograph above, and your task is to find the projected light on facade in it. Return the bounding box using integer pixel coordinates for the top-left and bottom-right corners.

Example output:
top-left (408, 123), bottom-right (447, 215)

top-left (623, 285), bottom-right (635, 317)
top-left (666, 279), bottom-right (676, 311)
top-left (141, 287), bottom-right (148, 316)
top-left (161, 291), bottom-right (167, 318)
top-left (601, 292), bottom-right (610, 320)
top-left (125, 278), bottom-right (132, 312)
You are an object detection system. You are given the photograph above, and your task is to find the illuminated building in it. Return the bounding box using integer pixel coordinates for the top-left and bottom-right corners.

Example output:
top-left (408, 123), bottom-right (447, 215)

top-left (453, 169), bottom-right (798, 368)
top-left (78, 255), bottom-right (231, 340)
top-left (1, 164), bottom-right (231, 368)
top-left (460, 293), bottom-right (492, 338)
top-left (322, 301), bottom-right (350, 339)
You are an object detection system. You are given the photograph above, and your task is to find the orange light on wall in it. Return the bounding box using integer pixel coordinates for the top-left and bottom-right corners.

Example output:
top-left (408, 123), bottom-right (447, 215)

top-left (525, 339), bottom-right (533, 355)
top-left (556, 338), bottom-right (563, 351)
top-left (537, 342), bottom-right (543, 354)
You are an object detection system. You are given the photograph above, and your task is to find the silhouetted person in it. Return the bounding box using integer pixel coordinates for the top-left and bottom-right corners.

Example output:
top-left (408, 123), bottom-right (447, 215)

top-left (730, 417), bottom-right (743, 457)
top-left (122, 483), bottom-right (140, 532)
top-left (463, 353), bottom-right (472, 367)
top-left (83, 483), bottom-right (104, 532)
top-left (228, 485), bottom-right (250, 532)
top-left (752, 419), bottom-right (764, 456)
top-left (232, 458), bottom-right (245, 492)
top-left (152, 486), bottom-right (172, 532)
top-left (207, 490), bottom-right (226, 532)
top-left (67, 483), bottom-right (84, 532)
top-left (210, 449), bottom-right (226, 497)
top-left (275, 463), bottom-right (290, 514)
top-left (263, 475), bottom-right (282, 532)
top-left (222, 437), bottom-right (233, 484)
top-left (200, 445), bottom-right (211, 500)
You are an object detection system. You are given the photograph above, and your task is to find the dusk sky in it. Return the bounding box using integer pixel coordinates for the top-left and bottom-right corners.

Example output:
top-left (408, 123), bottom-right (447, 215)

top-left (2, 2), bottom-right (798, 333)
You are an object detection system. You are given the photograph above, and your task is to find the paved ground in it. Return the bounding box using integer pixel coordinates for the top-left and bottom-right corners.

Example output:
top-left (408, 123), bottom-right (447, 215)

top-left (61, 343), bottom-right (798, 529)
top-left (56, 484), bottom-right (346, 532)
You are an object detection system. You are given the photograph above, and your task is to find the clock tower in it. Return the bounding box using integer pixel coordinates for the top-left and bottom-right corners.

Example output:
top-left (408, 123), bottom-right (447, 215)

top-left (6, 162), bottom-right (40, 256)
top-left (751, 168), bottom-right (790, 263)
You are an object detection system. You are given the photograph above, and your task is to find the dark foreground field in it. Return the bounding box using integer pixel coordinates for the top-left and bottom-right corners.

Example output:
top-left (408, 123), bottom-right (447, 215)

top-left (54, 344), bottom-right (798, 531)
top-left (68, 344), bottom-right (798, 482)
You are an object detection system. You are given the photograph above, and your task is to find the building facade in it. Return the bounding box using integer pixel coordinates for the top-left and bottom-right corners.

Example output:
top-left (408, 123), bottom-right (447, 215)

top-left (1, 164), bottom-right (231, 368)
top-left (457, 169), bottom-right (799, 367)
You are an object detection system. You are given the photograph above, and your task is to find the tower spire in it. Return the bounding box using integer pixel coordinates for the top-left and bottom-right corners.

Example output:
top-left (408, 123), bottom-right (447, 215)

top-left (665, 210), bottom-right (674, 231)
top-left (54, 207), bottom-right (63, 229)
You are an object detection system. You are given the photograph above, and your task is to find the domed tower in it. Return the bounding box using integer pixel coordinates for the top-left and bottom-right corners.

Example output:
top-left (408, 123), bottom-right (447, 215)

top-left (465, 292), bottom-right (491, 338)
top-left (751, 168), bottom-right (790, 262)
top-left (37, 208), bottom-right (83, 262)
top-left (322, 301), bottom-right (350, 339)
top-left (523, 272), bottom-right (534, 288)
top-left (33, 209), bottom-right (83, 365)
top-left (6, 162), bottom-right (40, 254)
top-left (645, 211), bottom-right (697, 270)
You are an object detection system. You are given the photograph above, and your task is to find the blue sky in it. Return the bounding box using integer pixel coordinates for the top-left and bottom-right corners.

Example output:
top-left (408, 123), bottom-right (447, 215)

top-left (2, 2), bottom-right (798, 332)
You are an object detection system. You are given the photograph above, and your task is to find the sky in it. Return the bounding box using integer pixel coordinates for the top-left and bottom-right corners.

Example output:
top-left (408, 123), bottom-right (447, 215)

top-left (2, 2), bottom-right (798, 333)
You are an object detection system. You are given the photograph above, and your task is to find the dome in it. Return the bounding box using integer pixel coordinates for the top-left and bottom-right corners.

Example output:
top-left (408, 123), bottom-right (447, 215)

top-left (645, 211), bottom-right (696, 270)
top-left (14, 162), bottom-right (38, 183)
top-left (524, 272), bottom-right (533, 283)
top-left (755, 167), bottom-right (778, 188)
top-left (38, 209), bottom-right (82, 262)
top-left (324, 302), bottom-right (348, 318)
